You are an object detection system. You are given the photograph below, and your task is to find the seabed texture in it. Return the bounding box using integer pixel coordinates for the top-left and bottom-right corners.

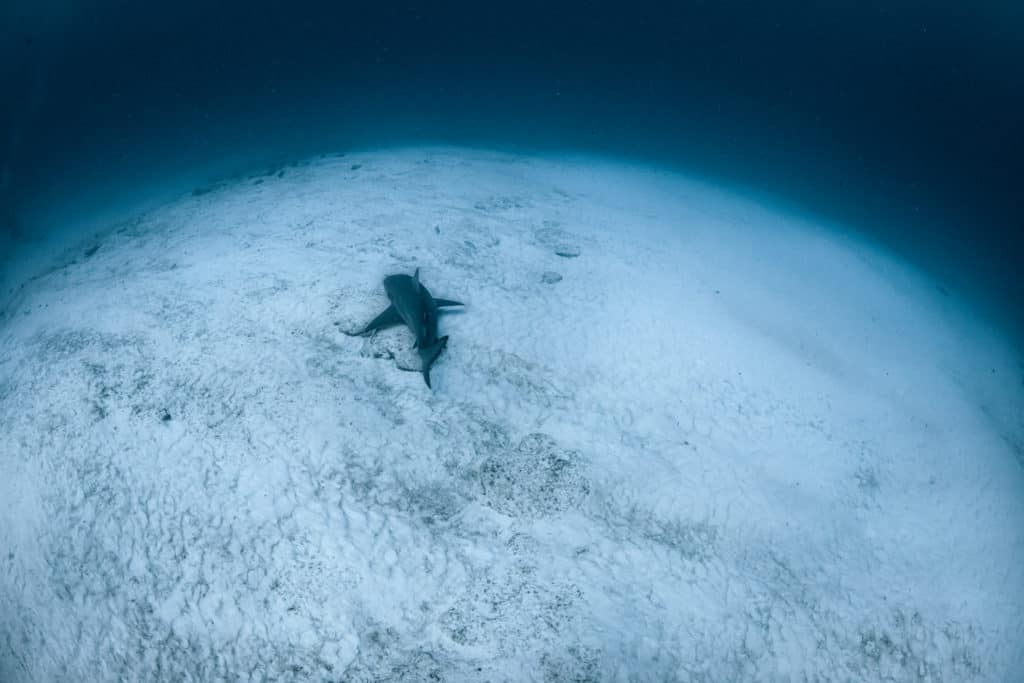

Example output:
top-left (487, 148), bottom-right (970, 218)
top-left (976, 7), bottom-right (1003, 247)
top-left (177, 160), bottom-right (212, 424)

top-left (1, 148), bottom-right (1022, 681)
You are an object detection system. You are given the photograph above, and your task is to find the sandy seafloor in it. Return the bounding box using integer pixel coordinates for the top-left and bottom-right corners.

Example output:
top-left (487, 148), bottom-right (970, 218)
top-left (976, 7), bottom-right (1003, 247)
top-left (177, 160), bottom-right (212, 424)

top-left (0, 148), bottom-right (1022, 681)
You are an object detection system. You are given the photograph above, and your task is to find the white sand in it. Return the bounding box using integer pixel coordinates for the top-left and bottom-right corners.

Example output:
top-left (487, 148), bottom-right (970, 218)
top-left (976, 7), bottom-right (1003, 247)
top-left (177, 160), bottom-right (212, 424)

top-left (0, 147), bottom-right (1021, 681)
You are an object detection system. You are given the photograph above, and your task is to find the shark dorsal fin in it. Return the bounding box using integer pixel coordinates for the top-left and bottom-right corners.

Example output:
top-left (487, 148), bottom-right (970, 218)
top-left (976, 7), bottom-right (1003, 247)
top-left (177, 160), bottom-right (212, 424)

top-left (413, 267), bottom-right (420, 290)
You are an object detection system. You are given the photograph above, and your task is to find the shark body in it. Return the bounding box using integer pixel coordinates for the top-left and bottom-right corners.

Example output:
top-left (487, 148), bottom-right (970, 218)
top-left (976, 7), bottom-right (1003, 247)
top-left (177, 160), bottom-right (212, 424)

top-left (348, 268), bottom-right (463, 387)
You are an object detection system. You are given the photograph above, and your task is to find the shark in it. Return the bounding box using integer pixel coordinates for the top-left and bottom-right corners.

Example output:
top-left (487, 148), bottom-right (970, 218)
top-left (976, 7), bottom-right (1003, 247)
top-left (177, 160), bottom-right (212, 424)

top-left (346, 268), bottom-right (463, 388)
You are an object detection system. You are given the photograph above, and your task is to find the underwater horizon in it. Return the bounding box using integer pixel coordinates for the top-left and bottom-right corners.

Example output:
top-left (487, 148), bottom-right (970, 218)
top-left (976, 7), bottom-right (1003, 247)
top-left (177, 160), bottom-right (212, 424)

top-left (1, 2), bottom-right (1022, 680)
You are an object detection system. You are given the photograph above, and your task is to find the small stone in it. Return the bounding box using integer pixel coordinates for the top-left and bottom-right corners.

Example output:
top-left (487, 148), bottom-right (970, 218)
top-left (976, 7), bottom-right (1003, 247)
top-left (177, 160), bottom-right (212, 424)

top-left (161, 411), bottom-right (172, 422)
top-left (541, 271), bottom-right (563, 284)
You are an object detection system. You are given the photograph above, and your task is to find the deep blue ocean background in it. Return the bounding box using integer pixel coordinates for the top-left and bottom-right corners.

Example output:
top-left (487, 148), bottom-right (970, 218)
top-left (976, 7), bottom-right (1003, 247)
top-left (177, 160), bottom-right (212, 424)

top-left (2, 0), bottom-right (1021, 332)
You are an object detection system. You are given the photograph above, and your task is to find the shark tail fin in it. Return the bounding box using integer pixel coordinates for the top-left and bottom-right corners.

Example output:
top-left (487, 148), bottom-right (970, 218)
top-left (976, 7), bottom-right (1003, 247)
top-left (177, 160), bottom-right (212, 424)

top-left (420, 335), bottom-right (449, 389)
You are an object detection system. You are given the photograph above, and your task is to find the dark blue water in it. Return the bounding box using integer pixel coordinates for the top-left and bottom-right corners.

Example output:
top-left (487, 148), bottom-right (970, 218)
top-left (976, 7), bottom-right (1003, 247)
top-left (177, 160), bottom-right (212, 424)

top-left (2, 0), bottom-right (1022, 331)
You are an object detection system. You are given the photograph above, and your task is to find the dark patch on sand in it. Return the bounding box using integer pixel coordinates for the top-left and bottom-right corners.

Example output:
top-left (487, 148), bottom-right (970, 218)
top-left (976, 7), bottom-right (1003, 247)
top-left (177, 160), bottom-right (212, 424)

top-left (541, 271), bottom-right (562, 284)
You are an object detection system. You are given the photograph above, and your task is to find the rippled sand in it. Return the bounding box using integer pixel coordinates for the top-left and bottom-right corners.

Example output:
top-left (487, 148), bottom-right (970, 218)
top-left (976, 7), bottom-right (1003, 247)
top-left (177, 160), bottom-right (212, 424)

top-left (1, 148), bottom-right (1021, 681)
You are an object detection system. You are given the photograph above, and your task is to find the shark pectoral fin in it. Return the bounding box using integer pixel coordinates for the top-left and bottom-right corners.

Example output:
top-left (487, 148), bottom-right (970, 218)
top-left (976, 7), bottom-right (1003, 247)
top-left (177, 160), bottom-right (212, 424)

top-left (357, 305), bottom-right (402, 335)
top-left (433, 299), bottom-right (464, 308)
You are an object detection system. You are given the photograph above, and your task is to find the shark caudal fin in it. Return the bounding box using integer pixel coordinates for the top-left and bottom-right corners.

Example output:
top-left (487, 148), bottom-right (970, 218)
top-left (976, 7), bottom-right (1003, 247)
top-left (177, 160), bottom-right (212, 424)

top-left (420, 335), bottom-right (449, 388)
